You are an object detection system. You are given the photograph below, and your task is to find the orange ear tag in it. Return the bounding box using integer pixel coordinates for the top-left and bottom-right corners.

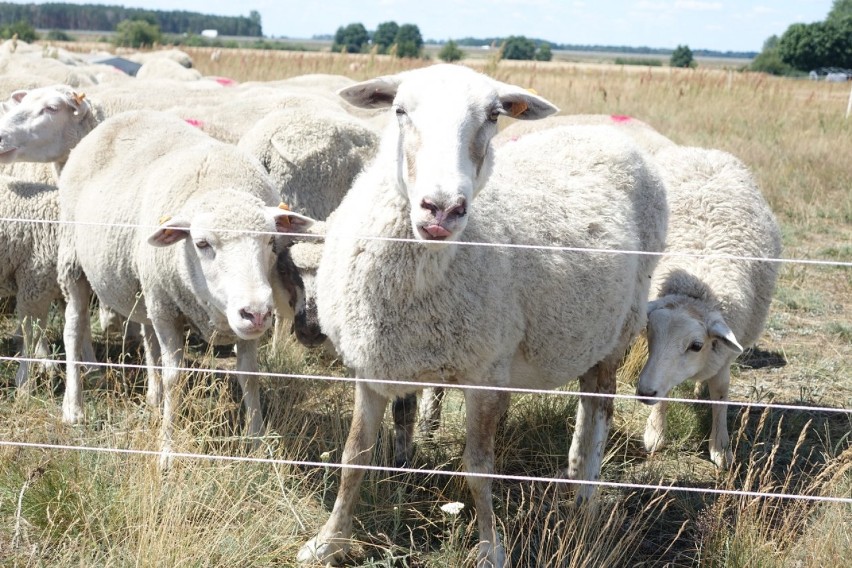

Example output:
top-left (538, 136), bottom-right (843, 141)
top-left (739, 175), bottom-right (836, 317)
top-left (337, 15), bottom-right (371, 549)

top-left (73, 92), bottom-right (86, 105)
top-left (510, 101), bottom-right (529, 118)
top-left (278, 202), bottom-right (291, 227)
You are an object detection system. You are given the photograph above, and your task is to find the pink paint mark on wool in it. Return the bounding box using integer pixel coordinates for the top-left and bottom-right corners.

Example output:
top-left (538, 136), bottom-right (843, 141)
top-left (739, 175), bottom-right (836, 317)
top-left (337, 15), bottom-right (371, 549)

top-left (212, 77), bottom-right (238, 87)
top-left (610, 114), bottom-right (633, 123)
top-left (184, 118), bottom-right (204, 128)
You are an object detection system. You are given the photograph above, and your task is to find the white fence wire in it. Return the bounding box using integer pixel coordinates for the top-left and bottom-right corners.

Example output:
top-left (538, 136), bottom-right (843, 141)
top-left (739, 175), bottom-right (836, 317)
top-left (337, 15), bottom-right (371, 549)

top-left (0, 213), bottom-right (849, 508)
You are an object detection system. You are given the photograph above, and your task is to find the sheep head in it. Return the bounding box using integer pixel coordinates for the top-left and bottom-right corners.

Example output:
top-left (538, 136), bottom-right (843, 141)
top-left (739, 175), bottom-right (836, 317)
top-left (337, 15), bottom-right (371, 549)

top-left (0, 85), bottom-right (93, 164)
top-left (339, 64), bottom-right (558, 243)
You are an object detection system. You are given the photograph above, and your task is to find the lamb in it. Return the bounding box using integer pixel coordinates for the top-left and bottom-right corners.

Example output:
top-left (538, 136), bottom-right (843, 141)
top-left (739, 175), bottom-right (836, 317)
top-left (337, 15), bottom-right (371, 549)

top-left (635, 145), bottom-right (781, 469)
top-left (298, 64), bottom-right (668, 567)
top-left (56, 110), bottom-right (314, 465)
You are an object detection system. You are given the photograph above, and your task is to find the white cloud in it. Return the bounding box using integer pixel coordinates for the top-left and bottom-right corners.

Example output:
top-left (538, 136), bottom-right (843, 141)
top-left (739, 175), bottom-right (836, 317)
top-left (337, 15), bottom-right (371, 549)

top-left (635, 1), bottom-right (669, 12)
top-left (675, 1), bottom-right (723, 10)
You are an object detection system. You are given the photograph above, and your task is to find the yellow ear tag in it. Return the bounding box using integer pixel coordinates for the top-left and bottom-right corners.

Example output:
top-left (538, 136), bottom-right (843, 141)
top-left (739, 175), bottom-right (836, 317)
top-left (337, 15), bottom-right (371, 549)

top-left (510, 101), bottom-right (529, 118)
top-left (158, 215), bottom-right (172, 224)
top-left (525, 88), bottom-right (538, 95)
top-left (73, 92), bottom-right (86, 105)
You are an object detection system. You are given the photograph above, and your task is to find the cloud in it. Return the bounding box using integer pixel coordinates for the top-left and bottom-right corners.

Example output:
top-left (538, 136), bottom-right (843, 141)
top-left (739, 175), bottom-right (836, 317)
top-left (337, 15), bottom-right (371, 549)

top-left (752, 5), bottom-right (774, 15)
top-left (635, 1), bottom-right (668, 11)
top-left (675, 1), bottom-right (723, 10)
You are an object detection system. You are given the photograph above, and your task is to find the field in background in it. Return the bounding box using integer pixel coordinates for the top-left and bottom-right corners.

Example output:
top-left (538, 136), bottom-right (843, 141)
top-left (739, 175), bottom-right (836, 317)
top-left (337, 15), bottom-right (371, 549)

top-left (1, 47), bottom-right (850, 566)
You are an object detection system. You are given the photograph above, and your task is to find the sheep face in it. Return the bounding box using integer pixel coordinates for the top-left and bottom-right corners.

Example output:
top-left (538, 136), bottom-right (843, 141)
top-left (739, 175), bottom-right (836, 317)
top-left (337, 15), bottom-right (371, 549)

top-left (636, 300), bottom-right (743, 403)
top-left (0, 86), bottom-right (91, 164)
top-left (339, 64), bottom-right (558, 243)
top-left (148, 195), bottom-right (315, 341)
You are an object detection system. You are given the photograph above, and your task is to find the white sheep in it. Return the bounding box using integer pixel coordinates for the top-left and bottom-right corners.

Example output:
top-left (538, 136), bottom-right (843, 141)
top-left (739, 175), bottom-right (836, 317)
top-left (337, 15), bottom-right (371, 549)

top-left (298, 64), bottom-right (668, 567)
top-left (0, 175), bottom-right (64, 392)
top-left (237, 106), bottom-right (379, 221)
top-left (135, 57), bottom-right (203, 82)
top-left (495, 113), bottom-right (676, 155)
top-left (636, 145), bottom-right (781, 469)
top-left (56, 110), bottom-right (314, 466)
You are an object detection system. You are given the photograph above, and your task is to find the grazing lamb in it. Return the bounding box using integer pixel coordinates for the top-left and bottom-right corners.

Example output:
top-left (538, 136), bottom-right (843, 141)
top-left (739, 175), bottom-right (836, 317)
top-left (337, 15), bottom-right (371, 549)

top-left (636, 145), bottom-right (781, 469)
top-left (55, 110), bottom-right (314, 465)
top-left (298, 64), bottom-right (667, 567)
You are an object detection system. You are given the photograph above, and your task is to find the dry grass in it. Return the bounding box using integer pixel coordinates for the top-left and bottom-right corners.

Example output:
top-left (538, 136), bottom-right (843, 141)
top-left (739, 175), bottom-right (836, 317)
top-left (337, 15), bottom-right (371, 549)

top-left (1, 46), bottom-right (850, 566)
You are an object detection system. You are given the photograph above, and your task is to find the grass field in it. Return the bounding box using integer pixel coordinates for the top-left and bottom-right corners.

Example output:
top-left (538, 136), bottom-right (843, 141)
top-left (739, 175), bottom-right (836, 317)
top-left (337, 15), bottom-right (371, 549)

top-left (1, 46), bottom-right (850, 566)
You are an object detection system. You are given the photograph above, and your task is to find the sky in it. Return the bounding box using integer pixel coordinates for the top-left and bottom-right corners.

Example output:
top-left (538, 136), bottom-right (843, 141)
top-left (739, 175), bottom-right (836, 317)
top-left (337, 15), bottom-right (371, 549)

top-left (7, 1), bottom-right (836, 53)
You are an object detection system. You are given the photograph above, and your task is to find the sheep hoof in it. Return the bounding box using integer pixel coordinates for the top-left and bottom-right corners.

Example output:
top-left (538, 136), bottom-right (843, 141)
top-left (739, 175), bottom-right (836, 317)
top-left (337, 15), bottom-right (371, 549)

top-left (61, 405), bottom-right (84, 425)
top-left (296, 536), bottom-right (346, 565)
top-left (710, 447), bottom-right (732, 470)
top-left (476, 541), bottom-right (506, 568)
top-left (643, 428), bottom-right (666, 454)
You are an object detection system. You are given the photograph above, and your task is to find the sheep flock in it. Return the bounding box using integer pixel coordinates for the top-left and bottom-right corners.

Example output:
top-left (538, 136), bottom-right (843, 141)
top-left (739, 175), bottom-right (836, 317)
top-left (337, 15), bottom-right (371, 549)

top-left (0, 40), bottom-right (786, 567)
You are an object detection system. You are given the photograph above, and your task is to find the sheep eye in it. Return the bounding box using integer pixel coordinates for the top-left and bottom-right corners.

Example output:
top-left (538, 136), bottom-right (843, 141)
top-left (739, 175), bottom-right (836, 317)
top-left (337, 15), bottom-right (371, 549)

top-left (194, 240), bottom-right (210, 249)
top-left (44, 105), bottom-right (59, 113)
top-left (488, 109), bottom-right (501, 122)
top-left (687, 340), bottom-right (704, 353)
top-left (395, 106), bottom-right (406, 116)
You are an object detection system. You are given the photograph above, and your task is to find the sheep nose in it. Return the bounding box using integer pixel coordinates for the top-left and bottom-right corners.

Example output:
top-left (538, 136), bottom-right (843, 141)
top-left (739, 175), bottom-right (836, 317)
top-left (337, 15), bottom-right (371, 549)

top-left (420, 198), bottom-right (467, 221)
top-left (636, 386), bottom-right (658, 405)
top-left (239, 308), bottom-right (272, 328)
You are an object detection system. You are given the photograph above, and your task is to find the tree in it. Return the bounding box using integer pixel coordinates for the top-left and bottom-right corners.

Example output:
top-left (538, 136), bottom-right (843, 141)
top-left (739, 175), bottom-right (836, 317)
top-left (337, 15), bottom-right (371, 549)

top-left (535, 42), bottom-right (553, 61)
top-left (502, 36), bottom-right (536, 60)
top-left (0, 21), bottom-right (39, 43)
top-left (333, 23), bottom-right (369, 53)
top-left (670, 44), bottom-right (695, 68)
top-left (438, 40), bottom-right (464, 62)
top-left (113, 19), bottom-right (161, 48)
top-left (372, 21), bottom-right (398, 54)
top-left (778, 18), bottom-right (852, 71)
top-left (828, 0), bottom-right (852, 21)
top-left (394, 23), bottom-right (423, 58)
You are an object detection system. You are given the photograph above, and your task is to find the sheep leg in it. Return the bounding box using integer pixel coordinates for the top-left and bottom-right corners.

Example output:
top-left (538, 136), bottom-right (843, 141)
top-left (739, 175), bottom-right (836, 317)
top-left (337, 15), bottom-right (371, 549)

top-left (706, 367), bottom-right (732, 469)
top-left (235, 339), bottom-right (265, 444)
top-left (567, 358), bottom-right (616, 504)
top-left (464, 386), bottom-right (510, 568)
top-left (643, 400), bottom-right (668, 454)
top-left (392, 393), bottom-right (417, 468)
top-left (15, 303), bottom-right (49, 394)
top-left (297, 380), bottom-right (388, 565)
top-left (141, 323), bottom-right (163, 408)
top-left (419, 386), bottom-right (445, 438)
top-left (152, 319), bottom-right (185, 471)
top-left (61, 277), bottom-right (93, 424)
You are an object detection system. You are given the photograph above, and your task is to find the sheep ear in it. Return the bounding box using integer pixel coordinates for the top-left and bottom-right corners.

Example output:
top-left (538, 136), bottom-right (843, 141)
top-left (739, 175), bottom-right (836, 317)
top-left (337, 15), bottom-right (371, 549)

top-left (267, 207), bottom-right (316, 234)
top-left (148, 216), bottom-right (191, 247)
top-left (338, 75), bottom-right (401, 109)
top-left (709, 319), bottom-right (743, 354)
top-left (63, 89), bottom-right (90, 118)
top-left (10, 89), bottom-right (27, 103)
top-left (495, 82), bottom-right (559, 120)
top-left (646, 299), bottom-right (665, 315)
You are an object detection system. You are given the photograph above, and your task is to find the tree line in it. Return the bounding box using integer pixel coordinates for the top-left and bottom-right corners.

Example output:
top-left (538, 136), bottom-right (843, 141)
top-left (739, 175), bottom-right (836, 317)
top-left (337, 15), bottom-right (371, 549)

top-left (751, 0), bottom-right (852, 75)
top-left (0, 2), bottom-right (262, 37)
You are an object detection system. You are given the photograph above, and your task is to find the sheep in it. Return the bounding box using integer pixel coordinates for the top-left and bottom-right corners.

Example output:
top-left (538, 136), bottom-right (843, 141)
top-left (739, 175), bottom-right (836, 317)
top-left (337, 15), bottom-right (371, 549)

top-left (495, 113), bottom-right (677, 155)
top-left (135, 57), bottom-right (203, 82)
top-left (123, 48), bottom-right (194, 69)
top-left (298, 64), bottom-right (668, 567)
top-left (394, 112), bottom-right (677, 462)
top-left (635, 145), bottom-right (781, 469)
top-left (236, 107), bottom-right (380, 221)
top-left (56, 110), bottom-right (314, 466)
top-left (0, 175), bottom-right (64, 392)
top-left (237, 107), bottom-right (380, 346)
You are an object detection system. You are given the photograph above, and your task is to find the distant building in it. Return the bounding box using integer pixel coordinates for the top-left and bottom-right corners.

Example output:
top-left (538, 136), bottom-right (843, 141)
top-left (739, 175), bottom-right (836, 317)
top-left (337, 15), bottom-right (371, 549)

top-left (201, 29), bottom-right (218, 39)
